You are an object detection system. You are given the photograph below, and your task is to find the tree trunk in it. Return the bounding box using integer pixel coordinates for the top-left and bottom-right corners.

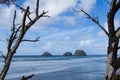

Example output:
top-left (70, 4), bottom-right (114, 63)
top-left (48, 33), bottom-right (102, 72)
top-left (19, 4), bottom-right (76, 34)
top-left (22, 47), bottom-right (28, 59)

top-left (105, 53), bottom-right (117, 80)
top-left (0, 52), bottom-right (13, 80)
top-left (104, 38), bottom-right (118, 80)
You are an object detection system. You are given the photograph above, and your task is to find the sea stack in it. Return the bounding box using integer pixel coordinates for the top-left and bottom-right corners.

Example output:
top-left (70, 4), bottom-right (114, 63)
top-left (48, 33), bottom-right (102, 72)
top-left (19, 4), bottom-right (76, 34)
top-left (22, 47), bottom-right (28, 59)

top-left (63, 52), bottom-right (73, 56)
top-left (41, 52), bottom-right (52, 56)
top-left (74, 50), bottom-right (87, 56)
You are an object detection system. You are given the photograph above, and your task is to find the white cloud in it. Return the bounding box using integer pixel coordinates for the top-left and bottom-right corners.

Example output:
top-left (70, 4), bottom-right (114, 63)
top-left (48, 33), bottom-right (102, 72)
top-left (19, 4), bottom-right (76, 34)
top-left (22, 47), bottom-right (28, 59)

top-left (78, 0), bottom-right (96, 12)
top-left (41, 40), bottom-right (53, 50)
top-left (60, 36), bottom-right (71, 45)
top-left (0, 0), bottom-right (98, 55)
top-left (63, 16), bottom-right (76, 26)
top-left (99, 20), bottom-right (120, 36)
top-left (23, 0), bottom-right (77, 17)
top-left (80, 39), bottom-right (94, 46)
top-left (0, 0), bottom-right (97, 30)
top-left (0, 5), bottom-right (16, 27)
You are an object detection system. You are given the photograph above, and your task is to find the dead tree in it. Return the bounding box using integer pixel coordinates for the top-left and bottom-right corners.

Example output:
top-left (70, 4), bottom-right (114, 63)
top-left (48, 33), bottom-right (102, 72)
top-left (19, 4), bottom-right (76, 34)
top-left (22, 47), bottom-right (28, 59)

top-left (0, 0), bottom-right (16, 5)
top-left (0, 0), bottom-right (49, 80)
top-left (77, 0), bottom-right (120, 80)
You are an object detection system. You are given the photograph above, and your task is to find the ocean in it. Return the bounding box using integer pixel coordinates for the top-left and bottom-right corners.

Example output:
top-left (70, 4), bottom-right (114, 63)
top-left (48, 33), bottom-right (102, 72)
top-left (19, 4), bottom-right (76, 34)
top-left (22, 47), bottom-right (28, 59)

top-left (0, 55), bottom-right (106, 80)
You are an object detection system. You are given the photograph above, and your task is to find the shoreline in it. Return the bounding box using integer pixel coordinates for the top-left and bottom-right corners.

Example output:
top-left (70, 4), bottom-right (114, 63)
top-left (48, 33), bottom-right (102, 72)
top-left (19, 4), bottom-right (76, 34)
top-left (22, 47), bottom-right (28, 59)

top-left (7, 66), bottom-right (105, 80)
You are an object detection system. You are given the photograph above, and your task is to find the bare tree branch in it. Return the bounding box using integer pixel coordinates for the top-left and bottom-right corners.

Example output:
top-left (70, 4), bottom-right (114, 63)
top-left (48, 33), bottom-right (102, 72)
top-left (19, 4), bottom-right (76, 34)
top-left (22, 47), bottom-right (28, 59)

top-left (111, 0), bottom-right (117, 9)
top-left (21, 74), bottom-right (35, 80)
top-left (39, 11), bottom-right (50, 18)
top-left (105, 0), bottom-right (110, 5)
top-left (0, 0), bottom-right (7, 3)
top-left (22, 6), bottom-right (29, 29)
top-left (22, 37), bottom-right (40, 42)
top-left (118, 46), bottom-right (120, 49)
top-left (0, 51), bottom-right (6, 60)
top-left (26, 10), bottom-right (49, 30)
top-left (27, 15), bottom-right (32, 22)
top-left (115, 27), bottom-right (120, 38)
top-left (7, 10), bottom-right (17, 52)
top-left (80, 9), bottom-right (109, 37)
top-left (0, 0), bottom-right (16, 5)
top-left (107, 1), bottom-right (120, 37)
top-left (11, 10), bottom-right (16, 32)
top-left (0, 0), bottom-right (49, 79)
top-left (36, 0), bottom-right (39, 17)
top-left (12, 1), bottom-right (25, 12)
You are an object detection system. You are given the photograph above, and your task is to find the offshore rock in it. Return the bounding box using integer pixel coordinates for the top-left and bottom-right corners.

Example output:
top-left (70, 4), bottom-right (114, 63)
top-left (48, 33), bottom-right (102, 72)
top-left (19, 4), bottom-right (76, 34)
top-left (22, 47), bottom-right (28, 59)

top-left (41, 52), bottom-right (52, 56)
top-left (74, 50), bottom-right (87, 56)
top-left (63, 52), bottom-right (73, 56)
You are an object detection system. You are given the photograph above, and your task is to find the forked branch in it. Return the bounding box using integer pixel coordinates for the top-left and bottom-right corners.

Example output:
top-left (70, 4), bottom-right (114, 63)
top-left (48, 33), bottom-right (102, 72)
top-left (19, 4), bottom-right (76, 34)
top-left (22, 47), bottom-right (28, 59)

top-left (80, 9), bottom-right (109, 37)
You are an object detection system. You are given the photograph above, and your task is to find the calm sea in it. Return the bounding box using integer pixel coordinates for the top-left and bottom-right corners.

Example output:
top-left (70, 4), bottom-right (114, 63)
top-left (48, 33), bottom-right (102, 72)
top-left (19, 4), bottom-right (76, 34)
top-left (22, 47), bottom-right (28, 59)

top-left (0, 55), bottom-right (106, 80)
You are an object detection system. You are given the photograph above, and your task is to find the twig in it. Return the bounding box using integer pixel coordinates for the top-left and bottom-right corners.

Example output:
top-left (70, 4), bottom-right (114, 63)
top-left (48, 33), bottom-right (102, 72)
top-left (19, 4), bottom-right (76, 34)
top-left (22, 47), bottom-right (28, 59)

top-left (36, 0), bottom-right (39, 17)
top-left (39, 10), bottom-right (50, 18)
top-left (80, 9), bottom-right (109, 37)
top-left (21, 74), bottom-right (35, 80)
top-left (11, 10), bottom-right (16, 32)
top-left (22, 37), bottom-right (40, 42)
top-left (105, 0), bottom-right (110, 5)
top-left (12, 1), bottom-right (25, 12)
top-left (0, 51), bottom-right (6, 60)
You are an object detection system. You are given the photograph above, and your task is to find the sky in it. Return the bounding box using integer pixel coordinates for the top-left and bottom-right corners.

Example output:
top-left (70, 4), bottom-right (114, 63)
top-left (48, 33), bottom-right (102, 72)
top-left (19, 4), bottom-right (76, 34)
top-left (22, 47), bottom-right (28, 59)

top-left (0, 0), bottom-right (120, 55)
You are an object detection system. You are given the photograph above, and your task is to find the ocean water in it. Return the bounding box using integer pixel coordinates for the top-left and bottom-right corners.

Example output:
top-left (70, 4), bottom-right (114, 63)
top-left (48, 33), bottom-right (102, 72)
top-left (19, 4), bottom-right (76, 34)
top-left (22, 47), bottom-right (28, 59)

top-left (0, 55), bottom-right (106, 80)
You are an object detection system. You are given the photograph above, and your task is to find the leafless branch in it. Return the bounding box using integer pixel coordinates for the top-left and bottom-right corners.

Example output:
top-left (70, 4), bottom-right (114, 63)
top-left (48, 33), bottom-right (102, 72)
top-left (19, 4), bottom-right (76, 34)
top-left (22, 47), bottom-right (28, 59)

top-left (115, 27), bottom-right (120, 38)
top-left (27, 15), bottom-right (32, 22)
top-left (22, 37), bottom-right (40, 42)
top-left (11, 1), bottom-right (25, 12)
top-left (111, 0), bottom-right (117, 9)
top-left (0, 0), bottom-right (7, 3)
top-left (11, 10), bottom-right (16, 32)
top-left (39, 11), bottom-right (50, 18)
top-left (0, 0), bottom-right (49, 79)
top-left (0, 51), bottom-right (6, 60)
top-left (80, 9), bottom-right (109, 37)
top-left (26, 10), bottom-right (49, 30)
top-left (7, 10), bottom-right (17, 52)
top-left (118, 47), bottom-right (120, 49)
top-left (21, 74), bottom-right (35, 80)
top-left (105, 0), bottom-right (110, 5)
top-left (36, 0), bottom-right (39, 17)
top-left (22, 6), bottom-right (30, 31)
top-left (0, 0), bottom-right (16, 5)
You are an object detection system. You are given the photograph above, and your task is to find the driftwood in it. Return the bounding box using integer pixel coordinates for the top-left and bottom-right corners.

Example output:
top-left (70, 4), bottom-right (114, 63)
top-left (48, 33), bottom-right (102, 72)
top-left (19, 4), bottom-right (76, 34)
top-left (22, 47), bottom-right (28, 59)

top-left (21, 74), bottom-right (35, 80)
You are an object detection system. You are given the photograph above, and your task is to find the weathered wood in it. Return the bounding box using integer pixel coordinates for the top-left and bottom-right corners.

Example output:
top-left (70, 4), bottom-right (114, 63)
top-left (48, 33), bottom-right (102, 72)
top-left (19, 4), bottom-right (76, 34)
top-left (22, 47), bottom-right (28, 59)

top-left (21, 74), bottom-right (35, 80)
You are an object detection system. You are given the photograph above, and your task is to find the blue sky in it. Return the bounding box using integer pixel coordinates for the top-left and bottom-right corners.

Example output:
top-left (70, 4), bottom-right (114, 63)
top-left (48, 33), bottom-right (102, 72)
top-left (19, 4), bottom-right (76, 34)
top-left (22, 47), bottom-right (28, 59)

top-left (0, 0), bottom-right (120, 55)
